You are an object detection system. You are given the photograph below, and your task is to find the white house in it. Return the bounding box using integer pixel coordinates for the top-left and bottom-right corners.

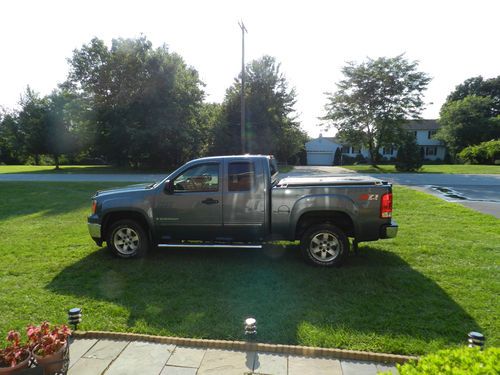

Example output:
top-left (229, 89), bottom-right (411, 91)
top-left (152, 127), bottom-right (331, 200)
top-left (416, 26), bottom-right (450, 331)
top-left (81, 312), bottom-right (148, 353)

top-left (306, 120), bottom-right (446, 166)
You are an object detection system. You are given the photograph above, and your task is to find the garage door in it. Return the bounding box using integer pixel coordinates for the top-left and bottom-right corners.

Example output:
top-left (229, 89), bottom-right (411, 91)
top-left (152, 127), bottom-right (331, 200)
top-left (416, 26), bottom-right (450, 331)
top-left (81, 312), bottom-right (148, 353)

top-left (307, 152), bottom-right (333, 166)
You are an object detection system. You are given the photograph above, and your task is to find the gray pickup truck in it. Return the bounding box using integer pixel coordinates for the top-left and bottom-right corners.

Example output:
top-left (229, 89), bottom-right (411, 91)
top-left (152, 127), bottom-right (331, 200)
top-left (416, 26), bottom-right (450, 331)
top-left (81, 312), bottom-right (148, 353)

top-left (87, 155), bottom-right (397, 266)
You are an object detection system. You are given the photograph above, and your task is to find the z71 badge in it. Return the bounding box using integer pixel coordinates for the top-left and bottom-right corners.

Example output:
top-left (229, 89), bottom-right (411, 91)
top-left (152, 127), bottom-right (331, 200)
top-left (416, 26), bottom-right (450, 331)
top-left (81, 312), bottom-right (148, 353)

top-left (360, 194), bottom-right (379, 201)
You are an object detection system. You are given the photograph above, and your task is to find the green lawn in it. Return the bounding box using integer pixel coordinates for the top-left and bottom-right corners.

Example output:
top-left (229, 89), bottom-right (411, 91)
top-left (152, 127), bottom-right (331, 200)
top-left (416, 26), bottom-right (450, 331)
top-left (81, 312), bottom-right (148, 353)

top-left (0, 165), bottom-right (170, 174)
top-left (343, 164), bottom-right (500, 174)
top-left (0, 182), bottom-right (498, 355)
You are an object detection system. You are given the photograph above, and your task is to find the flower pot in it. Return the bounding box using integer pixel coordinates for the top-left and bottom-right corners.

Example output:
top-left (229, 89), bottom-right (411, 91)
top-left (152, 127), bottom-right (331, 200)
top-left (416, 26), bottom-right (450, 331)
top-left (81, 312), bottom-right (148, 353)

top-left (33, 342), bottom-right (67, 375)
top-left (0, 352), bottom-right (30, 375)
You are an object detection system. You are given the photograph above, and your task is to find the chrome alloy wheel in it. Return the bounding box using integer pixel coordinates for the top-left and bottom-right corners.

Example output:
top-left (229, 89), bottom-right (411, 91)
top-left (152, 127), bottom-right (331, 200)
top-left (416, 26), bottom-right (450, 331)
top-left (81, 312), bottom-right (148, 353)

top-left (113, 227), bottom-right (140, 255)
top-left (309, 232), bottom-right (340, 262)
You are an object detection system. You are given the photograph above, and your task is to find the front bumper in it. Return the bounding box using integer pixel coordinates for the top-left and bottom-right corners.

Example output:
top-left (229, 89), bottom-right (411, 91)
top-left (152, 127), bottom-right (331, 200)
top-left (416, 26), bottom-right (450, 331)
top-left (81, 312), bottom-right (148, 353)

top-left (87, 222), bottom-right (102, 244)
top-left (381, 221), bottom-right (398, 239)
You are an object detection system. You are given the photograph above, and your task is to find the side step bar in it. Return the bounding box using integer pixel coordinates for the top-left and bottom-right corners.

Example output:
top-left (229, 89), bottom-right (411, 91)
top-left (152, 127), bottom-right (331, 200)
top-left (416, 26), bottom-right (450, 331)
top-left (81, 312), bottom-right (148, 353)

top-left (158, 243), bottom-right (263, 249)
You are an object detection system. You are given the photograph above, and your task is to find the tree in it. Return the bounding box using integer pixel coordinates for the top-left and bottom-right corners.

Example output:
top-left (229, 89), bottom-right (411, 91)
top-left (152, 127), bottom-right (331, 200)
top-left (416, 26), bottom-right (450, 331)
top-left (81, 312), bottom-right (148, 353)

top-left (322, 55), bottom-right (431, 164)
top-left (437, 95), bottom-right (500, 158)
top-left (16, 87), bottom-right (50, 165)
top-left (211, 55), bottom-right (306, 161)
top-left (65, 36), bottom-right (205, 168)
top-left (446, 76), bottom-right (500, 116)
top-left (45, 90), bottom-right (80, 168)
top-left (395, 130), bottom-right (422, 171)
top-left (0, 109), bottom-right (24, 164)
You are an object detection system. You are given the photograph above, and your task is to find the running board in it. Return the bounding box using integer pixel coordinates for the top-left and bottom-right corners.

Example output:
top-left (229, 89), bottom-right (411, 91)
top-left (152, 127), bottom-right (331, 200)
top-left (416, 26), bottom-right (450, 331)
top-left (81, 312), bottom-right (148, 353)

top-left (157, 243), bottom-right (263, 249)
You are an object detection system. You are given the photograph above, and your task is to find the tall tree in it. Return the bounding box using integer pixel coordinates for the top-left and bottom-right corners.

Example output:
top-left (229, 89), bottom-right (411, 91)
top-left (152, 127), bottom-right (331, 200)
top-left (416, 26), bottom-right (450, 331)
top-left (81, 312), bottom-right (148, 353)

top-left (322, 55), bottom-right (430, 164)
top-left (212, 55), bottom-right (307, 161)
top-left (446, 76), bottom-right (500, 116)
top-left (66, 36), bottom-right (205, 168)
top-left (17, 87), bottom-right (50, 165)
top-left (437, 95), bottom-right (500, 158)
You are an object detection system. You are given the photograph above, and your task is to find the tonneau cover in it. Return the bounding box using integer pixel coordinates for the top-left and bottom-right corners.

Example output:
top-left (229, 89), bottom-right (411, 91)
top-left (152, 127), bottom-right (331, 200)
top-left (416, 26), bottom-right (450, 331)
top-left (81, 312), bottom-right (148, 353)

top-left (276, 175), bottom-right (387, 187)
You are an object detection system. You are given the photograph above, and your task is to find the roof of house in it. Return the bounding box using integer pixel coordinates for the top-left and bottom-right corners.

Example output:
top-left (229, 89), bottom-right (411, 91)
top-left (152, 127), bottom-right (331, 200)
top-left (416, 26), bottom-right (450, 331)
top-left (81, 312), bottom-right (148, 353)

top-left (403, 119), bottom-right (439, 131)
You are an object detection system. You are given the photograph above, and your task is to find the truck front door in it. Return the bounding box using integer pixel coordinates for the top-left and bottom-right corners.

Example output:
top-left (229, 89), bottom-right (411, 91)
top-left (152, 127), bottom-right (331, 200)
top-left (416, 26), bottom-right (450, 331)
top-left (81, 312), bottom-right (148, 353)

top-left (154, 162), bottom-right (223, 241)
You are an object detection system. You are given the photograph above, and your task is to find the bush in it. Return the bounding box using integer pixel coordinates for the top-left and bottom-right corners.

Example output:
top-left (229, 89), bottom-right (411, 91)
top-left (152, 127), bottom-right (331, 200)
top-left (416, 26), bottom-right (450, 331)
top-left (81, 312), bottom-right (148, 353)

top-left (459, 140), bottom-right (500, 164)
top-left (395, 132), bottom-right (422, 172)
top-left (381, 347), bottom-right (500, 375)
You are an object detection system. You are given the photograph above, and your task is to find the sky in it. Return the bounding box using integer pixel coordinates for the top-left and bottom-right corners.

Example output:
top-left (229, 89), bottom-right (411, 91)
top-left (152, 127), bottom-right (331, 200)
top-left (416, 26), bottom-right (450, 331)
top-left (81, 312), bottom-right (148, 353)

top-left (1, 0), bottom-right (499, 137)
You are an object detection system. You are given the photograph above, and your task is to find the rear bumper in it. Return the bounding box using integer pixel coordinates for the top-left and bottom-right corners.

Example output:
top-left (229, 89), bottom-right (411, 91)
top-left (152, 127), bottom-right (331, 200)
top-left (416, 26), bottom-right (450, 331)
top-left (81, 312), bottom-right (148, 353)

top-left (381, 221), bottom-right (398, 239)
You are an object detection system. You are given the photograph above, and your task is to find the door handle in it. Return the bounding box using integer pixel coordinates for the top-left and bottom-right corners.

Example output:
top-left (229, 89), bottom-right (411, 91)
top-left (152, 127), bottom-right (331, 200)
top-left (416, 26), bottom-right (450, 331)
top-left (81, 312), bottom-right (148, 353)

top-left (202, 198), bottom-right (219, 205)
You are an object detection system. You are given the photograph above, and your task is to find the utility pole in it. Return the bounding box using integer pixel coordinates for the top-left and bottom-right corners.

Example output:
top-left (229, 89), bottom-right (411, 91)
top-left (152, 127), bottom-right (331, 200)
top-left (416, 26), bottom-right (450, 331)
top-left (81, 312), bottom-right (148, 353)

top-left (238, 20), bottom-right (247, 154)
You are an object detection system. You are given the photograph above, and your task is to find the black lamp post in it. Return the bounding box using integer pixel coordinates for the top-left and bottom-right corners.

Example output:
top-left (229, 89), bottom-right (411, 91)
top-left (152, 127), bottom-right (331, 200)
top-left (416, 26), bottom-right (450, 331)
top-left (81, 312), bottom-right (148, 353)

top-left (68, 308), bottom-right (82, 331)
top-left (468, 331), bottom-right (485, 349)
top-left (244, 317), bottom-right (257, 337)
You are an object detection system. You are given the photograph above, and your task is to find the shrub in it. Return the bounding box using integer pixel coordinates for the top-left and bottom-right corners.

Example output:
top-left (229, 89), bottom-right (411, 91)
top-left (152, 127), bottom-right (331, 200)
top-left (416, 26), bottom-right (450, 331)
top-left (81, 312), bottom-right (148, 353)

top-left (395, 132), bottom-right (422, 172)
top-left (379, 347), bottom-right (500, 375)
top-left (459, 139), bottom-right (500, 164)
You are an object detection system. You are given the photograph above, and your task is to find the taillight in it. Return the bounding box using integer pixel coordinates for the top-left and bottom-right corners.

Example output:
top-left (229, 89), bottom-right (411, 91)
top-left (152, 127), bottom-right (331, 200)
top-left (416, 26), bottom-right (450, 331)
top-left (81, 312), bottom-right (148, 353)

top-left (380, 193), bottom-right (392, 218)
top-left (91, 200), bottom-right (97, 214)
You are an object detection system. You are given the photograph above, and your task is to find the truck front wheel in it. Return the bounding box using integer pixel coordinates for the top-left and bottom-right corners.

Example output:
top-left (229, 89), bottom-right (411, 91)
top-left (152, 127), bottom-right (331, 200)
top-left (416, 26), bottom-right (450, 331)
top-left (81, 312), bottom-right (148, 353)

top-left (300, 224), bottom-right (349, 267)
top-left (107, 219), bottom-right (149, 258)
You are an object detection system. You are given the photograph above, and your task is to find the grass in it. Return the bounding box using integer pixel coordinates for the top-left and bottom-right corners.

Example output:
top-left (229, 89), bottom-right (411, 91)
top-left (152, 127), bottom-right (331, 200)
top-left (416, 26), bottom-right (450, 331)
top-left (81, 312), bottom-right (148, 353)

top-left (343, 164), bottom-right (500, 174)
top-left (0, 182), bottom-right (498, 355)
top-left (0, 165), bottom-right (170, 174)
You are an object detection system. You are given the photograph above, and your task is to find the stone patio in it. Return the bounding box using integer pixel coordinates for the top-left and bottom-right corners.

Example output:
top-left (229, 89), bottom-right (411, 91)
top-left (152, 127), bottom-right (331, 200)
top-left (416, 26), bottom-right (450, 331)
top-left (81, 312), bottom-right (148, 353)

top-left (68, 338), bottom-right (398, 375)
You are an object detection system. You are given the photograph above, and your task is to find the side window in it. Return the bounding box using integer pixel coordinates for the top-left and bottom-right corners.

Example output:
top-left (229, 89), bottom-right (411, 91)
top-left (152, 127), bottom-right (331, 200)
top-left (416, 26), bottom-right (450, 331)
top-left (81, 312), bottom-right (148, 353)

top-left (228, 162), bottom-right (255, 192)
top-left (173, 163), bottom-right (219, 192)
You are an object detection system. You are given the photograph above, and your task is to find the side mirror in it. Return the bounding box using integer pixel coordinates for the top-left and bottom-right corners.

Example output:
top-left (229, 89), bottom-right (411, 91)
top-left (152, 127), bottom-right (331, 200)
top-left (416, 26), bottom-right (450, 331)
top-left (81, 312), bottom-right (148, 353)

top-left (164, 180), bottom-right (174, 194)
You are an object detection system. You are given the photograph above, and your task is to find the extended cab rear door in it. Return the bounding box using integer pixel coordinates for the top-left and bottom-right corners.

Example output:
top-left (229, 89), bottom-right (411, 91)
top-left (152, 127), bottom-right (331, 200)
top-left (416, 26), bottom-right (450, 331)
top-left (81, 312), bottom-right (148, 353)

top-left (222, 158), bottom-right (267, 241)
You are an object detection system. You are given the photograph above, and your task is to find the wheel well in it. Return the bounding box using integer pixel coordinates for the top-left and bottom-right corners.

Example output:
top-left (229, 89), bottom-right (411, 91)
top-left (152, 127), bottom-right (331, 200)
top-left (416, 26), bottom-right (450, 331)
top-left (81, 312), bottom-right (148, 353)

top-left (295, 211), bottom-right (355, 239)
top-left (102, 211), bottom-right (151, 241)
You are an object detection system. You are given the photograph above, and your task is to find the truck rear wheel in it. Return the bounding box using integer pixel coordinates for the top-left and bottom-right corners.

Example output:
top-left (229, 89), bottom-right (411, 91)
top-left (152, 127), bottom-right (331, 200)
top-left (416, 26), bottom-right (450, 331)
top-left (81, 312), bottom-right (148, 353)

top-left (300, 224), bottom-right (348, 267)
top-left (107, 219), bottom-right (149, 258)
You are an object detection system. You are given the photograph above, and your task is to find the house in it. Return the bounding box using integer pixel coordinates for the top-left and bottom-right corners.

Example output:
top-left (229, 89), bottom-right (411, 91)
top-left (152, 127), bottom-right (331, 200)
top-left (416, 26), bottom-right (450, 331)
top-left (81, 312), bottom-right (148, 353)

top-left (404, 120), bottom-right (446, 160)
top-left (306, 120), bottom-right (446, 166)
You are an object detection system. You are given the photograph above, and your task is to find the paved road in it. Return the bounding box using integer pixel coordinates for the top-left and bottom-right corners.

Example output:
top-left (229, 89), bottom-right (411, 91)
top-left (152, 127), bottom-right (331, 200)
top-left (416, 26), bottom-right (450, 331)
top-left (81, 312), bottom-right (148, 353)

top-left (1, 169), bottom-right (499, 217)
top-left (0, 173), bottom-right (167, 182)
top-left (286, 167), bottom-right (500, 218)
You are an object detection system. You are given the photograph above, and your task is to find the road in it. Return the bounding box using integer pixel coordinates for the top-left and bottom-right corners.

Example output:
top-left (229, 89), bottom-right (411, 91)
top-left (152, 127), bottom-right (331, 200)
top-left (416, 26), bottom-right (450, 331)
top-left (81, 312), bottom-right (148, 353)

top-left (1, 167), bottom-right (499, 217)
top-left (290, 167), bottom-right (500, 218)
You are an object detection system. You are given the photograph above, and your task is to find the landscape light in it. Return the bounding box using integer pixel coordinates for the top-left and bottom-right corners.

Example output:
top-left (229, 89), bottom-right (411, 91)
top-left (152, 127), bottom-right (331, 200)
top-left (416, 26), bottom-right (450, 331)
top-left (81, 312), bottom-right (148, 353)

top-left (468, 331), bottom-right (485, 349)
top-left (68, 308), bottom-right (82, 331)
top-left (244, 317), bottom-right (257, 336)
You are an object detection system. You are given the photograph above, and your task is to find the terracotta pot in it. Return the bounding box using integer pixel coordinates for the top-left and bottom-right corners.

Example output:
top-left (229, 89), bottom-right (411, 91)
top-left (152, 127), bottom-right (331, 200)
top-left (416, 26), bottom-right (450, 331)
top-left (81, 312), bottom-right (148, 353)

top-left (0, 352), bottom-right (30, 375)
top-left (34, 342), bottom-right (67, 375)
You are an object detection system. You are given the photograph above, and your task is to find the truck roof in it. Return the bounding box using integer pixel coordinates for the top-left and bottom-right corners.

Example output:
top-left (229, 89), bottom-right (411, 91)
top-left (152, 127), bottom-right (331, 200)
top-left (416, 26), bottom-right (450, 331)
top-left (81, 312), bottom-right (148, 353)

top-left (188, 155), bottom-right (272, 163)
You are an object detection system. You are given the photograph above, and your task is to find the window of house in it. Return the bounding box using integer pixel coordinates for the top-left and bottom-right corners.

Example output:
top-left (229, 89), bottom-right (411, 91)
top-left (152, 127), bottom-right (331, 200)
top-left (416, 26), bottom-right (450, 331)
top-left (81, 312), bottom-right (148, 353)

top-left (228, 162), bottom-right (255, 191)
top-left (341, 145), bottom-right (350, 153)
top-left (414, 131), bottom-right (418, 138)
top-left (382, 147), bottom-right (393, 155)
top-left (173, 163), bottom-right (219, 192)
top-left (425, 146), bottom-right (437, 156)
top-left (428, 130), bottom-right (436, 139)
top-left (352, 147), bottom-right (361, 154)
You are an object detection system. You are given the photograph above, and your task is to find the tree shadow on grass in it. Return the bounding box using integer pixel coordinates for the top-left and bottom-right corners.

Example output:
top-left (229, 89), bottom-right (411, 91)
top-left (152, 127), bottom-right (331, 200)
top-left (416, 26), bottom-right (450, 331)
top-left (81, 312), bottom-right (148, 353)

top-left (0, 182), bottom-right (123, 222)
top-left (46, 244), bottom-right (479, 354)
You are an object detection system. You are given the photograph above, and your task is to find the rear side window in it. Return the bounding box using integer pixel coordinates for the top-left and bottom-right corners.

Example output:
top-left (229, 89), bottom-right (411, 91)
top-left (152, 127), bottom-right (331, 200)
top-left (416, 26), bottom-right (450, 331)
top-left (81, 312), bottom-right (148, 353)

top-left (228, 162), bottom-right (255, 191)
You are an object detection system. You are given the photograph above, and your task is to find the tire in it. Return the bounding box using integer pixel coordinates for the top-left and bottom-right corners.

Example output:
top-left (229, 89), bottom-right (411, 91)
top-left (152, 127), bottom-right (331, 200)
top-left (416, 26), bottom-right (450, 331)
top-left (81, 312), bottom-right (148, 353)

top-left (300, 224), bottom-right (349, 267)
top-left (107, 219), bottom-right (149, 258)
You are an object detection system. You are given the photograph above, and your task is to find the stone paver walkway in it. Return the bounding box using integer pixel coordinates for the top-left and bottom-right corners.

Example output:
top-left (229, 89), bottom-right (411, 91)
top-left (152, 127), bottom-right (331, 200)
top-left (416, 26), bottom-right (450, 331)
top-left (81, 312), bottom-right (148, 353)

top-left (68, 339), bottom-right (398, 375)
